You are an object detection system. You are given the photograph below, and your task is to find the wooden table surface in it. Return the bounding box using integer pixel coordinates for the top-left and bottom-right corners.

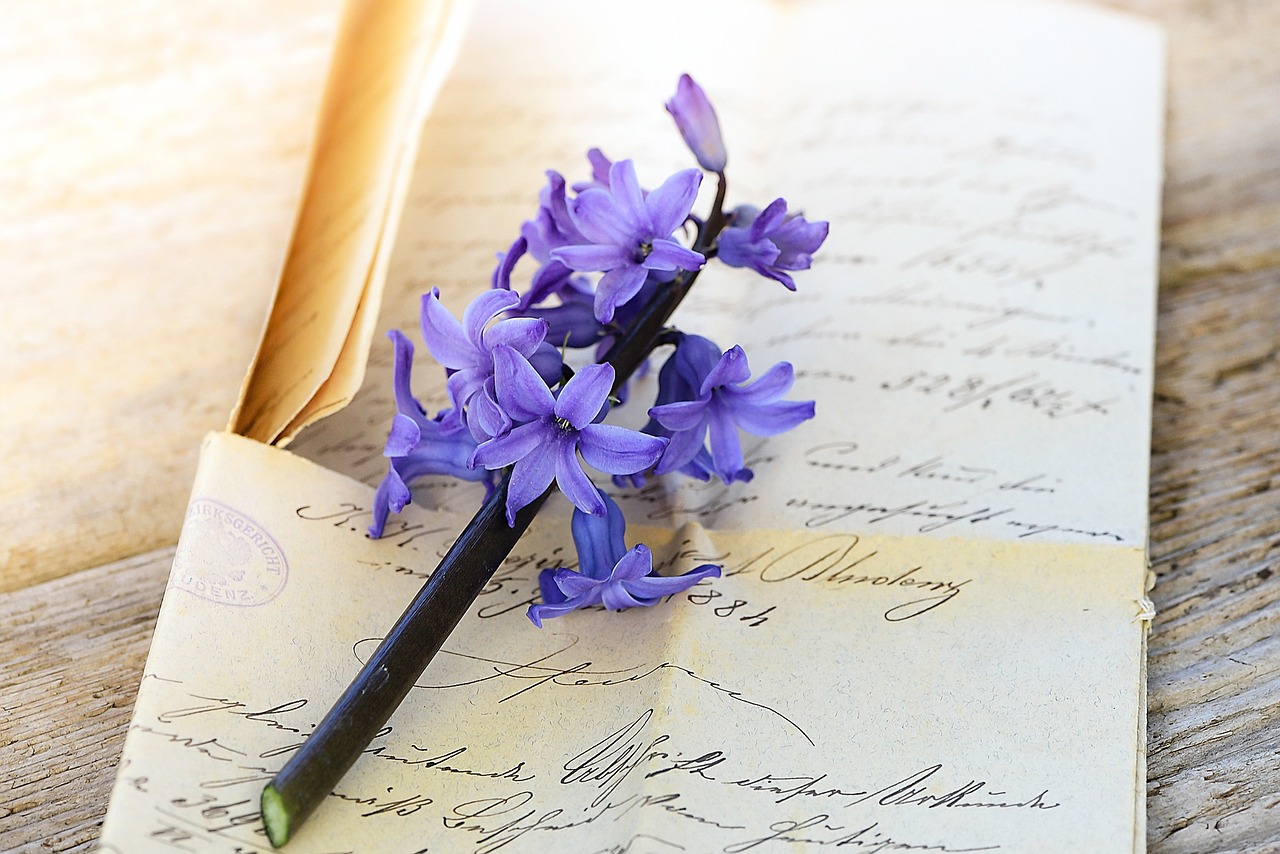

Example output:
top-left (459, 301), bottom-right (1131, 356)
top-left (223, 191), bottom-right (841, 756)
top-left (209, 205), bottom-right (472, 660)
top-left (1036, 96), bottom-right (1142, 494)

top-left (3, 1), bottom-right (1278, 851)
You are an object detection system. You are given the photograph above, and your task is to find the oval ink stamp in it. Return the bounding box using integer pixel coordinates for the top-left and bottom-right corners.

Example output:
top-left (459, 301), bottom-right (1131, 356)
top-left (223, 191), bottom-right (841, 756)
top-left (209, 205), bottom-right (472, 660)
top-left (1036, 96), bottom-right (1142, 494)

top-left (172, 498), bottom-right (289, 606)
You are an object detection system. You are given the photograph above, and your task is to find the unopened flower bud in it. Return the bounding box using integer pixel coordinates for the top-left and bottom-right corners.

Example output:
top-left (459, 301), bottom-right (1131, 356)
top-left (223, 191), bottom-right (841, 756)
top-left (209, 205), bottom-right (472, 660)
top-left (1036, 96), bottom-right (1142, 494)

top-left (666, 74), bottom-right (728, 173)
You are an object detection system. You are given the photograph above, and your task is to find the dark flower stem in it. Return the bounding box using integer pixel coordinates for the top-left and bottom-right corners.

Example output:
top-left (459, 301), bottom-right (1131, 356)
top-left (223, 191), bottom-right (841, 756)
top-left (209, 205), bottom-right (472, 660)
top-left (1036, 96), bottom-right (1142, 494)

top-left (260, 174), bottom-right (728, 847)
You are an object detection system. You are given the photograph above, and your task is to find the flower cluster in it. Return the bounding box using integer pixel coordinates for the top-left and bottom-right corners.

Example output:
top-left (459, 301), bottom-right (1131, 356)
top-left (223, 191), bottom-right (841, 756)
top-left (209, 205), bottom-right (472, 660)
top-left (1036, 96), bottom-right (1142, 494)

top-left (370, 74), bottom-right (827, 626)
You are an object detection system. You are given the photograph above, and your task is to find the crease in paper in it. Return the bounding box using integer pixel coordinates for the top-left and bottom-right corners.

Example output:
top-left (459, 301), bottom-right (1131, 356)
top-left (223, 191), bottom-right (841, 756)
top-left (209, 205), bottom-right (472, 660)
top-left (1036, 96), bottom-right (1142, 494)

top-left (102, 431), bottom-right (1148, 852)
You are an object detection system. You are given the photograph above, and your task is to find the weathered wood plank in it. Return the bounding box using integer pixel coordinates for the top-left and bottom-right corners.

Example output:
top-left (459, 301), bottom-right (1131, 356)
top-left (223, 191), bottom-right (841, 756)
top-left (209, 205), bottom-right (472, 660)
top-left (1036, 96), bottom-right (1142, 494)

top-left (0, 549), bottom-right (171, 852)
top-left (0, 0), bottom-right (341, 593)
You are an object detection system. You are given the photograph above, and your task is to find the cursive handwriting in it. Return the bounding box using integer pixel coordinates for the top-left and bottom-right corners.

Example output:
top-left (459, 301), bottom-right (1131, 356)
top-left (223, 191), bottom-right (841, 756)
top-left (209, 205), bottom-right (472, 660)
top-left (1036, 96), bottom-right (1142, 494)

top-left (376, 639), bottom-right (814, 745)
top-left (722, 534), bottom-right (969, 621)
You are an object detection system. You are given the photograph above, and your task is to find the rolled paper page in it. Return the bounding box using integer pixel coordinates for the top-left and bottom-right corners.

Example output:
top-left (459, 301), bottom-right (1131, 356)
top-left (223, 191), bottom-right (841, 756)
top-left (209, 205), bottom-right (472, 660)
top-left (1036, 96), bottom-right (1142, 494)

top-left (230, 0), bottom-right (472, 446)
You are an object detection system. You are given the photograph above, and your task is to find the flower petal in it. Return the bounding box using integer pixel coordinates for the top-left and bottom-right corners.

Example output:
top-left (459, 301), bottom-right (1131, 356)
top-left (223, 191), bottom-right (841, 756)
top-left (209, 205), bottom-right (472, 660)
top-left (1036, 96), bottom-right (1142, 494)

top-left (623, 564), bottom-right (722, 599)
top-left (571, 495), bottom-right (628, 580)
top-left (601, 581), bottom-right (647, 611)
top-left (607, 160), bottom-right (648, 231)
top-left (521, 260), bottom-right (576, 309)
top-left (538, 300), bottom-right (604, 349)
top-left (707, 401), bottom-right (746, 481)
top-left (462, 288), bottom-right (520, 349)
top-left (505, 445), bottom-right (557, 525)
top-left (384, 413), bottom-right (422, 457)
top-left (644, 168), bottom-right (703, 236)
top-left (553, 243), bottom-right (631, 273)
top-left (586, 148), bottom-right (612, 187)
top-left (471, 419), bottom-right (547, 470)
top-left (610, 544), bottom-right (653, 580)
top-left (568, 188), bottom-right (634, 246)
top-left (727, 360), bottom-right (794, 403)
top-left (420, 289), bottom-right (475, 369)
top-left (643, 238), bottom-right (705, 272)
top-left (666, 74), bottom-right (727, 172)
top-left (554, 362), bottom-right (614, 428)
top-left (649, 399), bottom-right (708, 432)
top-left (492, 344), bottom-right (555, 422)
top-left (491, 236), bottom-right (527, 291)
top-left (387, 329), bottom-right (429, 426)
top-left (528, 341), bottom-right (565, 386)
top-left (701, 345), bottom-right (752, 394)
top-left (555, 439), bottom-right (606, 517)
top-left (483, 316), bottom-right (548, 358)
top-left (654, 421), bottom-right (707, 475)
top-left (537, 567), bottom-right (569, 605)
top-left (749, 198), bottom-right (789, 240)
top-left (394, 441), bottom-right (488, 485)
top-left (528, 595), bottom-right (595, 628)
top-left (467, 381), bottom-right (513, 442)
top-left (732, 398), bottom-right (816, 437)
top-left (594, 264), bottom-right (649, 323)
top-left (579, 424), bottom-right (667, 475)
top-left (368, 466), bottom-right (411, 537)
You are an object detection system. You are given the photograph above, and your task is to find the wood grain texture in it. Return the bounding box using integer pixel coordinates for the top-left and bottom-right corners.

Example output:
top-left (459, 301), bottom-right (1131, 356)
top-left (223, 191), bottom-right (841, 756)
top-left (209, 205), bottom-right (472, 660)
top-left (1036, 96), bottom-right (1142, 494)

top-left (1103, 0), bottom-right (1280, 851)
top-left (0, 549), bottom-right (171, 853)
top-left (0, 0), bottom-right (341, 593)
top-left (2, 0), bottom-right (1279, 852)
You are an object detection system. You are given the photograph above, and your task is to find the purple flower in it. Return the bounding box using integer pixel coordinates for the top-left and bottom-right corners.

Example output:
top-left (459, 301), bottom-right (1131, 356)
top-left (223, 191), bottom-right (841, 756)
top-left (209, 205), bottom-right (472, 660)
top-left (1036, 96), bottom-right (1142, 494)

top-left (369, 330), bottom-right (493, 537)
top-left (552, 160), bottom-right (705, 323)
top-left (666, 73), bottom-right (727, 173)
top-left (649, 337), bottom-right (815, 483)
top-left (527, 493), bottom-right (721, 626)
top-left (612, 332), bottom-right (719, 488)
top-left (419, 288), bottom-right (556, 440)
top-left (522, 171), bottom-right (589, 264)
top-left (571, 148), bottom-right (614, 193)
top-left (717, 199), bottom-right (829, 291)
top-left (470, 346), bottom-right (668, 525)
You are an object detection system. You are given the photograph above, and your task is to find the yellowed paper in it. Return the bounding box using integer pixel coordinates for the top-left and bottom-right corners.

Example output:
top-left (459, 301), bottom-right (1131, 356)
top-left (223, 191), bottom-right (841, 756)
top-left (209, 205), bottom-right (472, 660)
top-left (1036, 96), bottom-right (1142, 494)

top-left (102, 0), bottom-right (1164, 851)
top-left (230, 0), bottom-right (472, 446)
top-left (102, 432), bottom-right (1148, 853)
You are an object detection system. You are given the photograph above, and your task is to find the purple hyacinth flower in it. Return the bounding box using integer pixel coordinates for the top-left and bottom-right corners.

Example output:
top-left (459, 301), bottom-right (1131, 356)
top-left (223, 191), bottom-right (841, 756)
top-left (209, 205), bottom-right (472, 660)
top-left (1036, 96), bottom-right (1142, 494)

top-left (529, 282), bottom-right (602, 349)
top-left (522, 171), bottom-right (589, 263)
top-left (666, 73), bottom-right (727, 173)
top-left (649, 338), bottom-right (815, 483)
top-left (569, 148), bottom-right (614, 193)
top-left (419, 288), bottom-right (554, 441)
top-left (552, 159), bottom-right (705, 323)
top-left (369, 330), bottom-right (492, 537)
top-left (611, 332), bottom-right (720, 489)
top-left (470, 346), bottom-right (667, 525)
top-left (527, 494), bottom-right (722, 626)
top-left (717, 199), bottom-right (830, 291)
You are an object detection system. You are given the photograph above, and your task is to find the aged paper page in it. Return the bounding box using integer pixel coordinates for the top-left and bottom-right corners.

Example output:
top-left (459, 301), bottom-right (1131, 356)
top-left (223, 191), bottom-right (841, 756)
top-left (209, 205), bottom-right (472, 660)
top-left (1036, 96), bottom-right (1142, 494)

top-left (230, 0), bottom-right (471, 445)
top-left (101, 432), bottom-right (1147, 853)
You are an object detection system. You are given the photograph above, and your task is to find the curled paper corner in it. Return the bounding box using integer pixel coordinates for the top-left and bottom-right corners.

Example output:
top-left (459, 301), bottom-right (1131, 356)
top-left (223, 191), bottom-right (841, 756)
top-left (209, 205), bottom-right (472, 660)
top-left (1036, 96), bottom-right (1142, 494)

top-left (1134, 596), bottom-right (1157, 624)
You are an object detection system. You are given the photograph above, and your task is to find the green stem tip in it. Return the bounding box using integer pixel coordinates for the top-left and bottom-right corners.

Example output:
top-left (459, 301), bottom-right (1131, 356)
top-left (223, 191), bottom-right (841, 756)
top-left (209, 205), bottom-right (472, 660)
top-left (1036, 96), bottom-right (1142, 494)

top-left (261, 784), bottom-right (291, 848)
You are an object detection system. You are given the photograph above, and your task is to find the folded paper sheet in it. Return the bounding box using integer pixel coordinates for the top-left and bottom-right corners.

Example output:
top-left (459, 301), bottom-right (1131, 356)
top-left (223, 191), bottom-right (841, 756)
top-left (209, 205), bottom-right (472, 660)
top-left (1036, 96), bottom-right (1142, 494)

top-left (102, 0), bottom-right (1164, 851)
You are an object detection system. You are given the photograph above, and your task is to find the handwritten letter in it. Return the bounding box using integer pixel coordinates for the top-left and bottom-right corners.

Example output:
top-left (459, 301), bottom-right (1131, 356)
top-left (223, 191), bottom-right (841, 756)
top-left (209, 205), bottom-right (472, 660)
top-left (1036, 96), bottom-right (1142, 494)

top-left (103, 1), bottom-right (1162, 852)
